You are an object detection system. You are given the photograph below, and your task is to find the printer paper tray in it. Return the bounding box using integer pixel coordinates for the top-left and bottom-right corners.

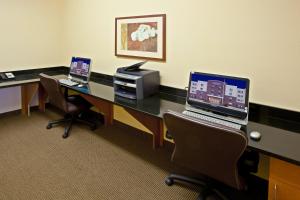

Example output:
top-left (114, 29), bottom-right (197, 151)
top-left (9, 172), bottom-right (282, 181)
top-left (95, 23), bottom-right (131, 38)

top-left (113, 80), bottom-right (136, 88)
top-left (115, 91), bottom-right (137, 99)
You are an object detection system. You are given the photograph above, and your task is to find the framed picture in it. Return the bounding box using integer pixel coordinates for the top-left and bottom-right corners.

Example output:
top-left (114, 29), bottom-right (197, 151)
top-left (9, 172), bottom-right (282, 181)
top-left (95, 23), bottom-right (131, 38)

top-left (115, 14), bottom-right (166, 61)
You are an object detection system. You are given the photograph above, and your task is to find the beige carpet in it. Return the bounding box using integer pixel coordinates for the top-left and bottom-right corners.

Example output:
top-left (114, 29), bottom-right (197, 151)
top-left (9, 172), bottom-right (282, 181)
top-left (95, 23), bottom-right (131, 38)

top-left (0, 109), bottom-right (198, 200)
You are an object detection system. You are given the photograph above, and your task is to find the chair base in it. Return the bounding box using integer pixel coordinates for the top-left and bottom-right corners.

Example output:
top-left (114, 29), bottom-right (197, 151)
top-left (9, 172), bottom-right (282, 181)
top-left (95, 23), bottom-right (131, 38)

top-left (165, 174), bottom-right (228, 200)
top-left (46, 113), bottom-right (97, 138)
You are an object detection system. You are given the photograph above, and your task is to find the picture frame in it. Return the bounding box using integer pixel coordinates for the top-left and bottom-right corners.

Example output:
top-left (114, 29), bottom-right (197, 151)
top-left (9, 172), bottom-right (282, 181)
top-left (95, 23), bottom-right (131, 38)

top-left (115, 14), bottom-right (166, 61)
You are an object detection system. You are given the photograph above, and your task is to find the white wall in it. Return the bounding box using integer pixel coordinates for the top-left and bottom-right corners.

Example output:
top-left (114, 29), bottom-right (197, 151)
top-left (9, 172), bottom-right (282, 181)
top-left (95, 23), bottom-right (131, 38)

top-left (63, 0), bottom-right (300, 112)
top-left (0, 0), bottom-right (65, 71)
top-left (0, 0), bottom-right (299, 112)
top-left (0, 0), bottom-right (64, 113)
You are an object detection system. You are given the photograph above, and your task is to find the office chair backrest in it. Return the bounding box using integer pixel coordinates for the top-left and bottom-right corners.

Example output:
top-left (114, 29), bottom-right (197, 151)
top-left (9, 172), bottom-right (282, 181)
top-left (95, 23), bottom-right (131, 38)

top-left (39, 73), bottom-right (68, 112)
top-left (163, 110), bottom-right (248, 190)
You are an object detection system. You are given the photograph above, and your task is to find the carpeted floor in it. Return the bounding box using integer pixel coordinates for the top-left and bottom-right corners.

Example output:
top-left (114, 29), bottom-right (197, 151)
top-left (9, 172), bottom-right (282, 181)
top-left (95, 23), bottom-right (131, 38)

top-left (0, 109), bottom-right (267, 200)
top-left (0, 109), bottom-right (199, 200)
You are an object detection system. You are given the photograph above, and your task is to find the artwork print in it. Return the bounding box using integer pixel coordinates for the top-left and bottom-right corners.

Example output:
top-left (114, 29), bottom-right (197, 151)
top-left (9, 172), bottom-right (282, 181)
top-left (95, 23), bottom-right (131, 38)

top-left (115, 14), bottom-right (166, 61)
top-left (122, 22), bottom-right (158, 52)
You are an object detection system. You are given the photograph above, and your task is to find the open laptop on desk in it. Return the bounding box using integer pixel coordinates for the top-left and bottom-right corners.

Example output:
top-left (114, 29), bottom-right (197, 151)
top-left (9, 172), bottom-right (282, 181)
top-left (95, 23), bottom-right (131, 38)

top-left (59, 57), bottom-right (92, 86)
top-left (183, 71), bottom-right (250, 129)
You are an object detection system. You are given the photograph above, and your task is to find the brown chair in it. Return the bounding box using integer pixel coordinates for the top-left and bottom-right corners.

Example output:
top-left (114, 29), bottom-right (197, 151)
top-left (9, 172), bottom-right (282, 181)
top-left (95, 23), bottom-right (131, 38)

top-left (39, 73), bottom-right (97, 138)
top-left (163, 110), bottom-right (248, 200)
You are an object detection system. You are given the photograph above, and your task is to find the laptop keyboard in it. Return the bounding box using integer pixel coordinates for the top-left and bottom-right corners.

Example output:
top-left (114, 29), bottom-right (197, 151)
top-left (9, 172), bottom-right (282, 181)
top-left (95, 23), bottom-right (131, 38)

top-left (59, 79), bottom-right (78, 86)
top-left (182, 110), bottom-right (242, 130)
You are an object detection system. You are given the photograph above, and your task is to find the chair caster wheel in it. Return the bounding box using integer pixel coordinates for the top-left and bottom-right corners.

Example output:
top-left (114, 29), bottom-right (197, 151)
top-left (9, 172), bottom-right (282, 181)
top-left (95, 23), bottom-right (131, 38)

top-left (62, 133), bottom-right (69, 139)
top-left (165, 178), bottom-right (174, 186)
top-left (46, 124), bottom-right (52, 129)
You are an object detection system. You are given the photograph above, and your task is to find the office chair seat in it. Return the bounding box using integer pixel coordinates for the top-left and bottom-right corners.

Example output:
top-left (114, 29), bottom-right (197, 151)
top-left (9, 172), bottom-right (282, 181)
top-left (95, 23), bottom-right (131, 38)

top-left (40, 73), bottom-right (97, 138)
top-left (66, 95), bottom-right (92, 114)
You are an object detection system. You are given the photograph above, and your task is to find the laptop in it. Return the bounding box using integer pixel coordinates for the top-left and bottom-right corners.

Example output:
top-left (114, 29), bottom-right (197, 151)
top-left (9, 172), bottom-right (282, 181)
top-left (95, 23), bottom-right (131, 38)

top-left (183, 71), bottom-right (250, 129)
top-left (59, 57), bottom-right (92, 86)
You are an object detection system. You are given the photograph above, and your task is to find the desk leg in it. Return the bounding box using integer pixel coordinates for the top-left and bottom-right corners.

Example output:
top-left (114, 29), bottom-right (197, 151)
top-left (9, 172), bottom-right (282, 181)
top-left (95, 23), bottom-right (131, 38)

top-left (21, 83), bottom-right (39, 116)
top-left (125, 108), bottom-right (164, 149)
top-left (80, 94), bottom-right (114, 127)
top-left (38, 83), bottom-right (47, 112)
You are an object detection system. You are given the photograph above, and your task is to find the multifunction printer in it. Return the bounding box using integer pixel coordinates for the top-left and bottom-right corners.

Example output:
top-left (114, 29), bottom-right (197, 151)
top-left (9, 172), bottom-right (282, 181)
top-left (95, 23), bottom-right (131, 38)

top-left (113, 62), bottom-right (160, 100)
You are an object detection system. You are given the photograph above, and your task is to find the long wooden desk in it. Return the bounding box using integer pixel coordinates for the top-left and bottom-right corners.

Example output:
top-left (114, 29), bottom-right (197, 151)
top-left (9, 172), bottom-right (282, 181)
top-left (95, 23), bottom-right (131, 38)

top-left (39, 74), bottom-right (166, 149)
top-left (2, 69), bottom-right (300, 198)
top-left (46, 76), bottom-right (300, 199)
top-left (1, 72), bottom-right (300, 164)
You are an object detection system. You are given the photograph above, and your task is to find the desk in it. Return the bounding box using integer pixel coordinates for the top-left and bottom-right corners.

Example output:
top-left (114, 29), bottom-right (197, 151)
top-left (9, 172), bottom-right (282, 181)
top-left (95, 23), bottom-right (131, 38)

top-left (0, 67), bottom-right (67, 116)
top-left (37, 75), bottom-right (300, 164)
top-left (0, 78), bottom-right (40, 116)
top-left (1, 69), bottom-right (300, 199)
top-left (52, 79), bottom-right (300, 198)
top-left (39, 75), bottom-right (168, 149)
top-left (1, 71), bottom-right (300, 165)
top-left (2, 69), bottom-right (300, 199)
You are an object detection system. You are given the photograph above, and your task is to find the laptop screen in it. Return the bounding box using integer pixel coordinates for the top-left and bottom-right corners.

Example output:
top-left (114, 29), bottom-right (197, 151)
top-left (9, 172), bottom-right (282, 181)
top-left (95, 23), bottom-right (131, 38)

top-left (69, 57), bottom-right (91, 82)
top-left (187, 72), bottom-right (250, 119)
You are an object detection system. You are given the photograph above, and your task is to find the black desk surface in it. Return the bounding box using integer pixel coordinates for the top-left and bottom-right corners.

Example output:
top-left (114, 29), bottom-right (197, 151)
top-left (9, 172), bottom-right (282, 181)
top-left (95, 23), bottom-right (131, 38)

top-left (1, 70), bottom-right (300, 166)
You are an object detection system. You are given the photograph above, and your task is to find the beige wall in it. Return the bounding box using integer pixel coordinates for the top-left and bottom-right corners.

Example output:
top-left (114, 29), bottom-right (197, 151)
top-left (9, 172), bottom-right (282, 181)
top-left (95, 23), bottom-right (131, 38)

top-left (63, 0), bottom-right (300, 112)
top-left (0, 0), bottom-right (65, 71)
top-left (0, 1), bottom-right (299, 112)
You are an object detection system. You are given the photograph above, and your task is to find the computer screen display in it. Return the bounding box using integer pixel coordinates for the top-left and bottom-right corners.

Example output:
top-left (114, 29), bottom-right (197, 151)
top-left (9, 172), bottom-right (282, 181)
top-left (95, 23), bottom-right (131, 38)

top-left (187, 72), bottom-right (250, 119)
top-left (69, 57), bottom-right (91, 82)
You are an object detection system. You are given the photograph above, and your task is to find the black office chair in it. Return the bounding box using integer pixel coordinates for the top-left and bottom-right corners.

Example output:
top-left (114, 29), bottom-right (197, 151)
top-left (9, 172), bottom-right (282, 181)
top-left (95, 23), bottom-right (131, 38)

top-left (39, 73), bottom-right (97, 138)
top-left (163, 110), bottom-right (254, 200)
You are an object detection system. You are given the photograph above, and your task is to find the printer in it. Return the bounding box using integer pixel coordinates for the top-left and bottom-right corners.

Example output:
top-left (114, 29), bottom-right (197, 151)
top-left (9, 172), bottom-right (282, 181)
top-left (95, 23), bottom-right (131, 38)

top-left (113, 61), bottom-right (160, 100)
